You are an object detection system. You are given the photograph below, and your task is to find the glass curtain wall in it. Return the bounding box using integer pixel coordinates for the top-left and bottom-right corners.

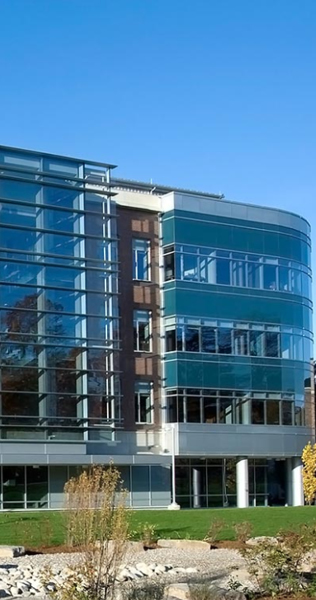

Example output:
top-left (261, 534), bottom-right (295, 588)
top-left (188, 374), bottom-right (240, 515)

top-left (0, 149), bottom-right (120, 440)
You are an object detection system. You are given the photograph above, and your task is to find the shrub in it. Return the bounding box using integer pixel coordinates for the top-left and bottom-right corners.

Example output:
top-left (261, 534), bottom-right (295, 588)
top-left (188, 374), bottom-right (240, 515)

top-left (57, 463), bottom-right (129, 600)
top-left (140, 522), bottom-right (158, 546)
top-left (124, 581), bottom-right (165, 600)
top-left (203, 518), bottom-right (225, 544)
top-left (242, 523), bottom-right (316, 596)
top-left (233, 521), bottom-right (253, 544)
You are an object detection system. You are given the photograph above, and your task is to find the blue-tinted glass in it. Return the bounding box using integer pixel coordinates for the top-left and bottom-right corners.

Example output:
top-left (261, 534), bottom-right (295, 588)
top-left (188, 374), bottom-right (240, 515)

top-left (291, 269), bottom-right (302, 294)
top-left (279, 267), bottom-right (290, 291)
top-left (44, 208), bottom-right (79, 233)
top-left (263, 264), bottom-right (277, 290)
top-left (0, 203), bottom-right (37, 228)
top-left (182, 254), bottom-right (198, 281)
top-left (0, 262), bottom-right (40, 285)
top-left (185, 327), bottom-right (200, 351)
top-left (43, 187), bottom-right (80, 210)
top-left (45, 266), bottom-right (83, 289)
top-left (43, 158), bottom-right (79, 178)
top-left (232, 260), bottom-right (246, 286)
top-left (216, 259), bottom-right (230, 285)
top-left (44, 233), bottom-right (78, 256)
top-left (201, 326), bottom-right (216, 353)
top-left (0, 180), bottom-right (41, 202)
top-left (249, 331), bottom-right (264, 356)
top-left (247, 261), bottom-right (261, 288)
top-left (281, 333), bottom-right (291, 359)
top-left (218, 328), bottom-right (232, 354)
top-left (265, 332), bottom-right (280, 357)
top-left (0, 226), bottom-right (37, 253)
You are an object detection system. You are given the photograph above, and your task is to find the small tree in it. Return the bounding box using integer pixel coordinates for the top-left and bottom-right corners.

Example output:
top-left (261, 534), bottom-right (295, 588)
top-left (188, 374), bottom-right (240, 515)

top-left (302, 442), bottom-right (316, 505)
top-left (62, 463), bottom-right (129, 600)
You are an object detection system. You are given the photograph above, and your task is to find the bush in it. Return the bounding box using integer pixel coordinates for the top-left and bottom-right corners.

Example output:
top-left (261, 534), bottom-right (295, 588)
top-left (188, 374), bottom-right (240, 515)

top-left (203, 518), bottom-right (225, 544)
top-left (56, 463), bottom-right (129, 600)
top-left (233, 521), bottom-right (253, 544)
top-left (242, 523), bottom-right (316, 596)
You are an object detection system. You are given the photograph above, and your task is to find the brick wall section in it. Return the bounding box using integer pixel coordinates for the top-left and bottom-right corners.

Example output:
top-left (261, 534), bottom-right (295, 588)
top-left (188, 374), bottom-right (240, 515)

top-left (117, 205), bottom-right (161, 430)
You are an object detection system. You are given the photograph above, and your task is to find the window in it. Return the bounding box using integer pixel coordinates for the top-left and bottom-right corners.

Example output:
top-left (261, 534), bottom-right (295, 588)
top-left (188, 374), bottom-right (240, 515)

top-left (247, 258), bottom-right (261, 288)
top-left (133, 310), bottom-right (151, 351)
top-left (201, 326), bottom-right (216, 353)
top-left (265, 331), bottom-right (280, 358)
top-left (250, 330), bottom-right (264, 356)
top-left (186, 391), bottom-right (201, 422)
top-left (183, 254), bottom-right (198, 281)
top-left (252, 399), bottom-right (265, 424)
top-left (135, 382), bottom-right (153, 423)
top-left (234, 329), bottom-right (248, 355)
top-left (166, 328), bottom-right (176, 352)
top-left (263, 264), bottom-right (277, 290)
top-left (133, 239), bottom-right (150, 281)
top-left (282, 400), bottom-right (293, 426)
top-left (203, 395), bottom-right (217, 423)
top-left (164, 246), bottom-right (175, 281)
top-left (232, 254), bottom-right (246, 287)
top-left (218, 327), bottom-right (232, 354)
top-left (216, 258), bottom-right (231, 285)
top-left (185, 326), bottom-right (199, 352)
top-left (266, 400), bottom-right (280, 425)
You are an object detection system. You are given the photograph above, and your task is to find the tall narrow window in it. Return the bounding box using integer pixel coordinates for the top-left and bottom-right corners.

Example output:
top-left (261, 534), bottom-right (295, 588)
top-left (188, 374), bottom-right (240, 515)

top-left (134, 381), bottom-right (153, 423)
top-left (133, 310), bottom-right (151, 351)
top-left (133, 239), bottom-right (150, 281)
top-left (163, 246), bottom-right (175, 281)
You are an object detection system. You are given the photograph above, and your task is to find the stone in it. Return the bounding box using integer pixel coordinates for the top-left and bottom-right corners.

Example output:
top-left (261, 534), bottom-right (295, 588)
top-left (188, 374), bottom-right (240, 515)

top-left (127, 567), bottom-right (143, 578)
top-left (165, 583), bottom-right (190, 600)
top-left (154, 565), bottom-right (167, 574)
top-left (135, 563), bottom-right (155, 577)
top-left (206, 586), bottom-right (246, 600)
top-left (0, 547), bottom-right (25, 559)
top-left (246, 536), bottom-right (278, 546)
top-left (127, 541), bottom-right (145, 552)
top-left (158, 540), bottom-right (210, 551)
top-left (0, 591), bottom-right (10, 598)
top-left (185, 568), bottom-right (198, 574)
top-left (10, 587), bottom-right (19, 596)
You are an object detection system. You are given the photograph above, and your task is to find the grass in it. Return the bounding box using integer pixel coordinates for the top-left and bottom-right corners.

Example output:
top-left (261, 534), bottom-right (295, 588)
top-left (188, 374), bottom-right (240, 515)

top-left (0, 506), bottom-right (316, 548)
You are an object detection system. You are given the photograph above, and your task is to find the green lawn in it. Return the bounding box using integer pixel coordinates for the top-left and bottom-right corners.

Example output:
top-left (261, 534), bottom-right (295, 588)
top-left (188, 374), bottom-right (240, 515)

top-left (0, 506), bottom-right (316, 548)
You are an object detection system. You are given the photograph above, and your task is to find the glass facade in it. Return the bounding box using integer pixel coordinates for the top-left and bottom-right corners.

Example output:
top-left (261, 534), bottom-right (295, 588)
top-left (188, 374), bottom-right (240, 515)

top-left (175, 457), bottom-right (286, 508)
top-left (162, 208), bottom-right (313, 429)
top-left (0, 148), bottom-right (120, 440)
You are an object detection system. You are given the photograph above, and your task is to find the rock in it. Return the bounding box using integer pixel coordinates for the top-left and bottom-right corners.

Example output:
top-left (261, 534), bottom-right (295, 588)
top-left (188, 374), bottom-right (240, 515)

top-left (206, 586), bottom-right (246, 600)
top-left (158, 540), bottom-right (210, 551)
top-left (0, 591), bottom-right (10, 598)
top-left (127, 567), bottom-right (143, 578)
top-left (10, 587), bottom-right (19, 596)
top-left (246, 536), bottom-right (278, 546)
top-left (127, 541), bottom-right (145, 552)
top-left (135, 563), bottom-right (155, 577)
top-left (174, 568), bottom-right (187, 574)
top-left (0, 547), bottom-right (25, 559)
top-left (154, 565), bottom-right (167, 574)
top-left (165, 583), bottom-right (190, 600)
top-left (185, 568), bottom-right (198, 574)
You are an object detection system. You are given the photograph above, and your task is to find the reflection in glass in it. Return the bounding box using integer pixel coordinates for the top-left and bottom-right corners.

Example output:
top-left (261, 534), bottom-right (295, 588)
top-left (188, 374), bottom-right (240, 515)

top-left (218, 328), bottom-right (232, 354)
top-left (216, 259), bottom-right (230, 285)
top-left (185, 327), bottom-right (199, 352)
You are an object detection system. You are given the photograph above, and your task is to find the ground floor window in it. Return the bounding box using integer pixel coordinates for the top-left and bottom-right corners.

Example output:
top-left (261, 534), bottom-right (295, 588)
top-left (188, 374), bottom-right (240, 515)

top-left (175, 457), bottom-right (287, 508)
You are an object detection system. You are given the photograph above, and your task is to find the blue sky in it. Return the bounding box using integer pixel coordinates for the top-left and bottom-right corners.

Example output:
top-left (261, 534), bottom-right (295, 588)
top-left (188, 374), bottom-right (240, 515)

top-left (0, 1), bottom-right (315, 216)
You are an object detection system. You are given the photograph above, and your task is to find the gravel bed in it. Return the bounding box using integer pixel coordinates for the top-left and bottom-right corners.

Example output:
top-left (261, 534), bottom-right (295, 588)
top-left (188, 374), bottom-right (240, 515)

top-left (0, 546), bottom-right (245, 577)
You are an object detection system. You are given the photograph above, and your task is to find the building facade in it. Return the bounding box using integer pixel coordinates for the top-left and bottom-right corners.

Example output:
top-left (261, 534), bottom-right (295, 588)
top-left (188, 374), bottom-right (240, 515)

top-left (0, 145), bottom-right (313, 509)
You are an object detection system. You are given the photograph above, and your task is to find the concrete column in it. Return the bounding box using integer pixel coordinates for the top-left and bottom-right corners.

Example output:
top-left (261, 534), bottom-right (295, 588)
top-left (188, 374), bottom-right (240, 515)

top-left (193, 468), bottom-right (201, 508)
top-left (292, 457), bottom-right (304, 506)
top-left (237, 457), bottom-right (249, 508)
top-left (285, 458), bottom-right (293, 506)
